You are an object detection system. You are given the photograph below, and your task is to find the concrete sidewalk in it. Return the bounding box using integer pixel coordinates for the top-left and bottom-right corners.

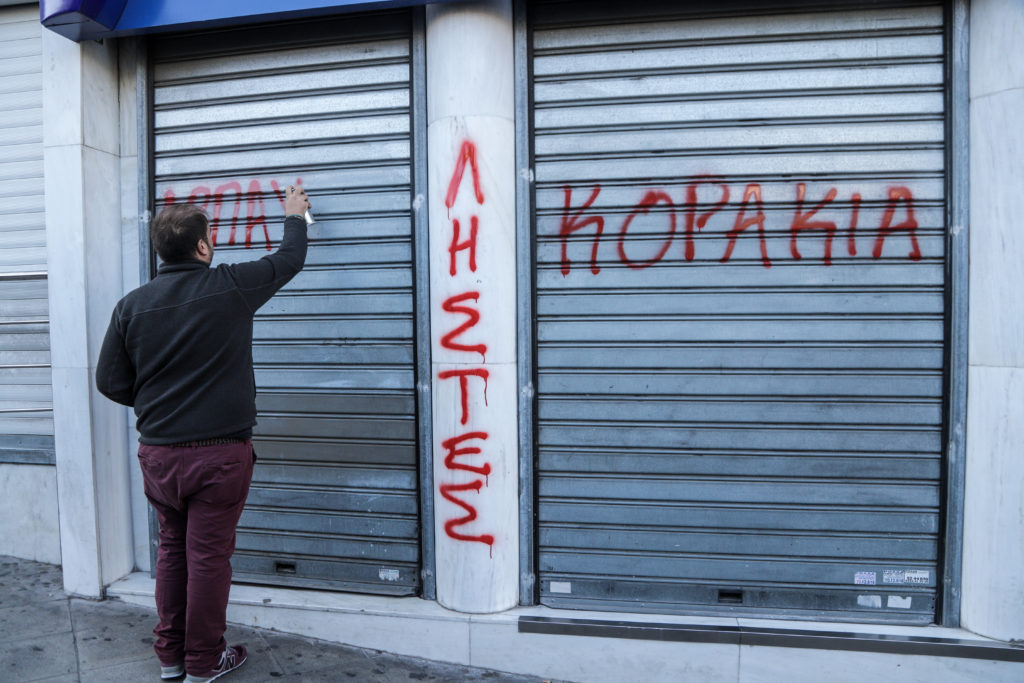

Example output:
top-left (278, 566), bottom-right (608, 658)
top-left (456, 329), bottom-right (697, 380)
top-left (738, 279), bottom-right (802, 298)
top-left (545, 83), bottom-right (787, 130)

top-left (0, 556), bottom-right (556, 682)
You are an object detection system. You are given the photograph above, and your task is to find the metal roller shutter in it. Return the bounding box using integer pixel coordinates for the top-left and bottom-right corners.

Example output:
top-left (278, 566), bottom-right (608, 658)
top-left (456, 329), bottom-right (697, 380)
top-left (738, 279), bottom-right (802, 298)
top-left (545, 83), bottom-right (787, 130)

top-left (0, 5), bottom-right (53, 466)
top-left (151, 10), bottom-right (421, 594)
top-left (531, 0), bottom-right (948, 622)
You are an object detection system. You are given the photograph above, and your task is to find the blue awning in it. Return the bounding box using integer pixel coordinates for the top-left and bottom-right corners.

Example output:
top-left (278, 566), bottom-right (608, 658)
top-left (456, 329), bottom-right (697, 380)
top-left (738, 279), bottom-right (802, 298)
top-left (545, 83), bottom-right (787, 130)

top-left (41, 0), bottom-right (458, 41)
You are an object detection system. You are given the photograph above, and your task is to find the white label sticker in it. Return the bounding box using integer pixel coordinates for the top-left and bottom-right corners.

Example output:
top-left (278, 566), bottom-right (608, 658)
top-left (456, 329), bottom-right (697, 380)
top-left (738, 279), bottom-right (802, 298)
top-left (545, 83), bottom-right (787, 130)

top-left (883, 569), bottom-right (929, 585)
top-left (854, 572), bottom-right (877, 585)
top-left (857, 595), bottom-right (882, 608)
top-left (887, 595), bottom-right (913, 609)
top-left (379, 568), bottom-right (400, 582)
top-left (904, 570), bottom-right (930, 585)
top-left (883, 569), bottom-right (906, 584)
top-left (549, 581), bottom-right (572, 594)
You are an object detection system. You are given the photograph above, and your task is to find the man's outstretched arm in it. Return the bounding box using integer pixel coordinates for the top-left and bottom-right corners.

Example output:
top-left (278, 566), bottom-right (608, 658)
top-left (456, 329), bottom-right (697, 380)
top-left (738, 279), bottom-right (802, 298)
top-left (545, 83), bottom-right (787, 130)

top-left (228, 184), bottom-right (311, 311)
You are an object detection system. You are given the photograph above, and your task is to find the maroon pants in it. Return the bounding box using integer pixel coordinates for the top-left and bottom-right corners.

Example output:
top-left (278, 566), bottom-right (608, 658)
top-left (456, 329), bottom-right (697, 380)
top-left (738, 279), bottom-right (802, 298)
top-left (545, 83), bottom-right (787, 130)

top-left (137, 440), bottom-right (254, 674)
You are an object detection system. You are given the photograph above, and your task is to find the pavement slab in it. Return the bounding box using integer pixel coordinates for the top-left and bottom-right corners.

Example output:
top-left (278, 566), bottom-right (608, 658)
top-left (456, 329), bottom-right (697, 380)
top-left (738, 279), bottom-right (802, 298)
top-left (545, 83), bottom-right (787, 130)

top-left (0, 600), bottom-right (72, 642)
top-left (2, 631), bottom-right (78, 681)
top-left (257, 629), bottom-right (383, 679)
top-left (71, 599), bottom-right (157, 673)
top-left (0, 557), bottom-right (65, 610)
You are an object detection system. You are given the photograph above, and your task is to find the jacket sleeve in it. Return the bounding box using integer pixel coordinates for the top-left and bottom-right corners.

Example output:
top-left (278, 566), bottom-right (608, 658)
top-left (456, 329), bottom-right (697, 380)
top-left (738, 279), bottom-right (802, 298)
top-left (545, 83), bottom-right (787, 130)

top-left (226, 215), bottom-right (309, 311)
top-left (95, 308), bottom-right (136, 407)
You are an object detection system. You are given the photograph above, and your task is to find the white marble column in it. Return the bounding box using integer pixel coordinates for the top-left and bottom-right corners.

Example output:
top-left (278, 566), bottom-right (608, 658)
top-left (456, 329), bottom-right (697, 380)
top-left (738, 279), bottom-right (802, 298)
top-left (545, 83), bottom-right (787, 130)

top-left (42, 31), bottom-right (134, 597)
top-left (961, 0), bottom-right (1024, 642)
top-left (117, 38), bottom-right (154, 573)
top-left (426, 0), bottom-right (519, 613)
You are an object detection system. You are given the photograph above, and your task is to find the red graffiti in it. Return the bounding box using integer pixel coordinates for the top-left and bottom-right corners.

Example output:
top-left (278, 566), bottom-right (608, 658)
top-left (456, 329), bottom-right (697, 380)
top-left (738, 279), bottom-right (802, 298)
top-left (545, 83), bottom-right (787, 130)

top-left (437, 139), bottom-right (496, 550)
top-left (559, 185), bottom-right (605, 276)
top-left (873, 186), bottom-right (921, 261)
top-left (210, 181), bottom-right (242, 246)
top-left (268, 179), bottom-right (290, 210)
top-left (437, 368), bottom-right (489, 426)
top-left (442, 432), bottom-right (491, 477)
top-left (683, 177), bottom-right (729, 261)
top-left (848, 192), bottom-right (862, 256)
top-left (558, 179), bottom-right (924, 274)
top-left (187, 185), bottom-right (211, 213)
top-left (449, 216), bottom-right (479, 276)
top-left (721, 183), bottom-right (771, 268)
top-left (445, 140), bottom-right (485, 209)
top-left (617, 190), bottom-right (676, 270)
top-left (790, 183), bottom-right (838, 265)
top-left (440, 291), bottom-right (487, 361)
top-left (439, 481), bottom-right (495, 547)
top-left (243, 180), bottom-right (272, 251)
top-left (160, 175), bottom-right (305, 251)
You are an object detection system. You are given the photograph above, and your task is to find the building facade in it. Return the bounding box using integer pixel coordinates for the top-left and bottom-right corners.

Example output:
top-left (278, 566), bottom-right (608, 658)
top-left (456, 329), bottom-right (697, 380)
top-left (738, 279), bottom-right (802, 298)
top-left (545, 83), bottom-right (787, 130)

top-left (1, 0), bottom-right (1022, 679)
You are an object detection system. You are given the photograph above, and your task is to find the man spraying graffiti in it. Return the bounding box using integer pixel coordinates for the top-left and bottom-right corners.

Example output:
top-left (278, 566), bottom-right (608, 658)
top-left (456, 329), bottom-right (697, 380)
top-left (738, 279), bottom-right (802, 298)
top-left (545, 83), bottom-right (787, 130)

top-left (95, 186), bottom-right (311, 682)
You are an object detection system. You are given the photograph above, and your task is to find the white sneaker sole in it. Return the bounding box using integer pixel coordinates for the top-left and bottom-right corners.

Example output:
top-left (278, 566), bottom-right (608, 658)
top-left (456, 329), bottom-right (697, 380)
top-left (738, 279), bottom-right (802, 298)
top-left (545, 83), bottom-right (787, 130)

top-left (184, 653), bottom-right (247, 683)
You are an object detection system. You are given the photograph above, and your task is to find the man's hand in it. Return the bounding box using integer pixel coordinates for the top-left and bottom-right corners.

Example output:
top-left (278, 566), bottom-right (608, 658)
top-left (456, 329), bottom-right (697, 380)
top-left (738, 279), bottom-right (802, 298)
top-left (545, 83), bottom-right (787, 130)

top-left (285, 185), bottom-right (311, 216)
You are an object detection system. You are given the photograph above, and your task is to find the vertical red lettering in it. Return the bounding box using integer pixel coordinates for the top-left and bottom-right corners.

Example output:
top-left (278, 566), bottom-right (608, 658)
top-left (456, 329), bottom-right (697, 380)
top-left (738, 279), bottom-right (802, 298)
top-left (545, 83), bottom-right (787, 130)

top-left (163, 188), bottom-right (176, 205)
top-left (790, 183), bottom-right (838, 265)
top-left (440, 291), bottom-right (487, 360)
top-left (873, 186), bottom-right (921, 261)
top-left (439, 139), bottom-right (495, 552)
top-left (445, 140), bottom-right (485, 209)
top-left (437, 368), bottom-right (489, 425)
top-left (617, 190), bottom-right (676, 270)
top-left (720, 183), bottom-right (772, 268)
top-left (682, 177), bottom-right (730, 261)
top-left (442, 432), bottom-right (491, 476)
top-left (559, 185), bottom-right (605, 276)
top-left (847, 192), bottom-right (862, 256)
top-left (449, 216), bottom-right (479, 276)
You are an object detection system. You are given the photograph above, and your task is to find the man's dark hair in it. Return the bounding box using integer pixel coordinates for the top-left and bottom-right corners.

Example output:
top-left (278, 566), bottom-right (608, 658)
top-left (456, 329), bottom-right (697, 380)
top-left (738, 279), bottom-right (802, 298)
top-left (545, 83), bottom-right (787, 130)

top-left (150, 204), bottom-right (210, 263)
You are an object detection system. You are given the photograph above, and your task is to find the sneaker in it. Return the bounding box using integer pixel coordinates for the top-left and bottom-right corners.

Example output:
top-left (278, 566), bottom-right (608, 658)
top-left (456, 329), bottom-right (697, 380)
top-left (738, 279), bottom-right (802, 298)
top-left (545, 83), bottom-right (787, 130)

top-left (184, 645), bottom-right (247, 683)
top-left (161, 662), bottom-right (184, 679)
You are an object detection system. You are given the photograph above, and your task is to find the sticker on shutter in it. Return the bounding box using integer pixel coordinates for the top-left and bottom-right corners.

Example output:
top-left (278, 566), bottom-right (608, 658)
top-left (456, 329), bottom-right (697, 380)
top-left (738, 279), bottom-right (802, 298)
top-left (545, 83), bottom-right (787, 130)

top-left (857, 595), bottom-right (882, 608)
top-left (883, 569), bottom-right (930, 585)
top-left (887, 596), bottom-right (912, 609)
top-left (904, 570), bottom-right (930, 584)
top-left (854, 571), bottom-right (877, 585)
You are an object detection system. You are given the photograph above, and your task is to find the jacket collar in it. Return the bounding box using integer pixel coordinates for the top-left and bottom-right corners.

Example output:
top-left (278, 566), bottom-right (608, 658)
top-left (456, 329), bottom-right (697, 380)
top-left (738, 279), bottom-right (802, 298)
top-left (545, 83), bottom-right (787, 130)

top-left (157, 259), bottom-right (210, 275)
